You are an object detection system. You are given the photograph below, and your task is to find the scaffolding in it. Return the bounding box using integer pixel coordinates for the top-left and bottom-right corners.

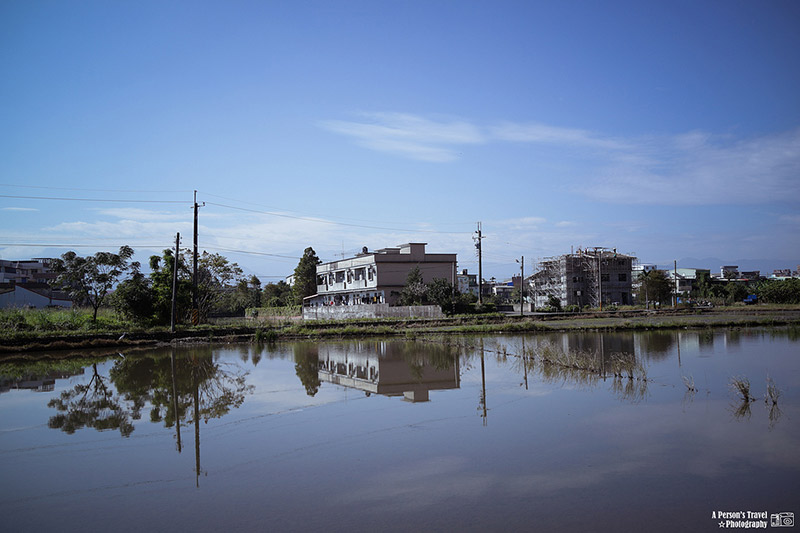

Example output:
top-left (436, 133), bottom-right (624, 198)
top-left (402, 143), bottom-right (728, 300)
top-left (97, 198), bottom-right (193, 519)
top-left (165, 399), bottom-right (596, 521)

top-left (533, 247), bottom-right (630, 309)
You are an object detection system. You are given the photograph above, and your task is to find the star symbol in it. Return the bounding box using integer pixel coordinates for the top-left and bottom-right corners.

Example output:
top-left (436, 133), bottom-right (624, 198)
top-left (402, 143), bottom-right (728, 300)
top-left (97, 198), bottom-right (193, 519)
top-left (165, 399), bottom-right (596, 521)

top-left (719, 521), bottom-right (726, 528)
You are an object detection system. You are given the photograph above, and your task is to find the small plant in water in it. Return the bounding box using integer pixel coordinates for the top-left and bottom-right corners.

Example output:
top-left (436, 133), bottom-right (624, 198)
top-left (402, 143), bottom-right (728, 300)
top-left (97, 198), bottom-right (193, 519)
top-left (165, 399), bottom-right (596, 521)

top-left (765, 375), bottom-right (780, 406)
top-left (681, 374), bottom-right (696, 393)
top-left (729, 376), bottom-right (755, 403)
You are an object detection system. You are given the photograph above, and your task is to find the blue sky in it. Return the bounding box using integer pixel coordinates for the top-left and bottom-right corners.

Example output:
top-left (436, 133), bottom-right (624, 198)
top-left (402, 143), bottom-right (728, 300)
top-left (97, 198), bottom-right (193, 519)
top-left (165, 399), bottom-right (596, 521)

top-left (1, 0), bottom-right (799, 282)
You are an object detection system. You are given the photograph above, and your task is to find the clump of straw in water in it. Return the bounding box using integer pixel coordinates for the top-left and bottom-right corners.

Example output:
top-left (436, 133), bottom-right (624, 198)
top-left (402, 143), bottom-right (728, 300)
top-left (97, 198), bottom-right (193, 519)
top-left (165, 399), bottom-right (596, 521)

top-left (765, 376), bottom-right (780, 406)
top-left (729, 376), bottom-right (755, 403)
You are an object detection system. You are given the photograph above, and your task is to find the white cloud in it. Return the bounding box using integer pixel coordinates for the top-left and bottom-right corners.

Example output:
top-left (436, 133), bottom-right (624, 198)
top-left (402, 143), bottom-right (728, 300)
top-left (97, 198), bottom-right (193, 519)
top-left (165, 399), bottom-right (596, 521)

top-left (490, 121), bottom-right (629, 151)
top-left (320, 112), bottom-right (485, 162)
top-left (322, 111), bottom-right (800, 205)
top-left (574, 129), bottom-right (800, 205)
top-left (1, 207), bottom-right (38, 212)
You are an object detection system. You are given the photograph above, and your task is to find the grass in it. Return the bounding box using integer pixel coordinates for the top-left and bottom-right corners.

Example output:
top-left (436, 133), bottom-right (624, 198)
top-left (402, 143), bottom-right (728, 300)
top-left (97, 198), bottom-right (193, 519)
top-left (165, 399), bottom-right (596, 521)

top-left (681, 374), bottom-right (697, 393)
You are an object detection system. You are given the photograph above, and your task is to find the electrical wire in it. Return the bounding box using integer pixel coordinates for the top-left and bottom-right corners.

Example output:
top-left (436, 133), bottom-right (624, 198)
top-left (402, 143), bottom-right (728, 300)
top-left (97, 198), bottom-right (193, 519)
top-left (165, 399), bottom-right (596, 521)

top-left (197, 190), bottom-right (475, 228)
top-left (204, 201), bottom-right (472, 235)
top-left (0, 194), bottom-right (186, 204)
top-left (0, 183), bottom-right (191, 194)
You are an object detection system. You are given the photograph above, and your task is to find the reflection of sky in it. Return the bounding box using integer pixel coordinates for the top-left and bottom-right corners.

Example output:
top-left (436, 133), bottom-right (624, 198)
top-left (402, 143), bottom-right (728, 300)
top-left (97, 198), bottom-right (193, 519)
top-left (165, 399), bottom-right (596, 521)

top-left (0, 329), bottom-right (798, 532)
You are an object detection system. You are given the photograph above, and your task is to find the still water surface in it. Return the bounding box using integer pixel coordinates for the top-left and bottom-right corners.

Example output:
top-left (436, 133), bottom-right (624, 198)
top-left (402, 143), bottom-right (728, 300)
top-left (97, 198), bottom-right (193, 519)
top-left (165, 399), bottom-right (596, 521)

top-left (1, 328), bottom-right (798, 532)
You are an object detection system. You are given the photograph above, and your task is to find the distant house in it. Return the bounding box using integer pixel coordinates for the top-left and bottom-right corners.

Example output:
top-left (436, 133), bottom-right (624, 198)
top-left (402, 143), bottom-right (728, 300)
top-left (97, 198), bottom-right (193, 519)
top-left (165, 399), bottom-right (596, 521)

top-left (0, 258), bottom-right (58, 284)
top-left (0, 282), bottom-right (72, 309)
top-left (667, 268), bottom-right (712, 295)
top-left (457, 269), bottom-right (479, 297)
top-left (305, 243), bottom-right (457, 307)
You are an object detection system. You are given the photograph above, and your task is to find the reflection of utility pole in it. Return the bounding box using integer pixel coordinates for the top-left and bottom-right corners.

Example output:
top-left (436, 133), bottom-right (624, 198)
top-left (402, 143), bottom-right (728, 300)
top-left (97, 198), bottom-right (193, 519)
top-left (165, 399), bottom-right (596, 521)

top-left (522, 337), bottom-right (528, 390)
top-left (193, 357), bottom-right (201, 488)
top-left (479, 340), bottom-right (487, 426)
top-left (170, 350), bottom-right (182, 453)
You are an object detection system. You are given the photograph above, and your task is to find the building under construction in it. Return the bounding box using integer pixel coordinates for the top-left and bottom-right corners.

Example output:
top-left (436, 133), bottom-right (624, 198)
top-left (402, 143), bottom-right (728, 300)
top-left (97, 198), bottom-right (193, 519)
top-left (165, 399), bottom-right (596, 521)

top-left (531, 248), bottom-right (635, 309)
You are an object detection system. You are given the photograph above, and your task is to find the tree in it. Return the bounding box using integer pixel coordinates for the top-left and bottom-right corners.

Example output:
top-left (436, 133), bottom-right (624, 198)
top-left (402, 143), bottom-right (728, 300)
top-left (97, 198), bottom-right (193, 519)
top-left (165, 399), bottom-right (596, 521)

top-left (263, 280), bottom-right (293, 307)
top-left (726, 282), bottom-right (748, 304)
top-left (427, 278), bottom-right (457, 314)
top-left (755, 278), bottom-right (800, 304)
top-left (638, 270), bottom-right (672, 306)
top-left (191, 250), bottom-right (245, 319)
top-left (149, 249), bottom-right (192, 325)
top-left (53, 246), bottom-right (134, 322)
top-left (110, 261), bottom-right (154, 324)
top-left (399, 266), bottom-right (428, 306)
top-left (293, 247), bottom-right (321, 304)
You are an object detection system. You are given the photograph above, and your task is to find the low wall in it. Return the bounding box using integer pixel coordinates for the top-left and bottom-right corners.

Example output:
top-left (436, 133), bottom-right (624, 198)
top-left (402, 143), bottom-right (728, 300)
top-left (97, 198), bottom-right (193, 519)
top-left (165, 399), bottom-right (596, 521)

top-left (303, 304), bottom-right (443, 321)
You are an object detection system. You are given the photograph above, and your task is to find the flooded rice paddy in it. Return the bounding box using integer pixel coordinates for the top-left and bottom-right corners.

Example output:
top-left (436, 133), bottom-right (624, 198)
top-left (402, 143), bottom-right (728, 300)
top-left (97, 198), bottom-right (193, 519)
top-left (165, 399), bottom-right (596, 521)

top-left (1, 327), bottom-right (798, 532)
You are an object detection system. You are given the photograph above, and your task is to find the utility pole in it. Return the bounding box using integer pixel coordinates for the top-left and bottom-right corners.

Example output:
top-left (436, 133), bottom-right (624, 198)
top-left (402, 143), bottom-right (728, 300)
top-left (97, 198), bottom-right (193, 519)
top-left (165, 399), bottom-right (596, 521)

top-left (192, 191), bottom-right (204, 326)
top-left (171, 232), bottom-right (180, 333)
top-left (673, 259), bottom-right (678, 308)
top-left (517, 255), bottom-right (524, 316)
top-left (475, 222), bottom-right (483, 305)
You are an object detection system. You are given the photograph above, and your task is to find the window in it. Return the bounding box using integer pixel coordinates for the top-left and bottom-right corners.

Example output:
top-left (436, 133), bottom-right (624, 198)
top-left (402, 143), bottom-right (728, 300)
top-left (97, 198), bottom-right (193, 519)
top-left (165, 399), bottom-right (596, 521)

top-left (618, 273), bottom-right (627, 282)
top-left (601, 273), bottom-right (609, 282)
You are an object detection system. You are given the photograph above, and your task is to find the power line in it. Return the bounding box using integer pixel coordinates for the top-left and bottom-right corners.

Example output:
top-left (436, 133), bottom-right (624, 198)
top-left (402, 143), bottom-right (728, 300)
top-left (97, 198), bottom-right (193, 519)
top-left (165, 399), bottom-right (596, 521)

top-left (0, 183), bottom-right (190, 194)
top-left (204, 201), bottom-right (472, 235)
top-left (198, 190), bottom-right (474, 228)
top-left (206, 246), bottom-right (301, 260)
top-left (0, 194), bottom-right (186, 204)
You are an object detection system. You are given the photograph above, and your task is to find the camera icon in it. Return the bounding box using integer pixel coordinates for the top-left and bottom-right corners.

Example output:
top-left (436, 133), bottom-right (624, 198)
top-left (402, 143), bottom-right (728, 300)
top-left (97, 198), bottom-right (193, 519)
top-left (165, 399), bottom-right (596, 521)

top-left (771, 512), bottom-right (794, 528)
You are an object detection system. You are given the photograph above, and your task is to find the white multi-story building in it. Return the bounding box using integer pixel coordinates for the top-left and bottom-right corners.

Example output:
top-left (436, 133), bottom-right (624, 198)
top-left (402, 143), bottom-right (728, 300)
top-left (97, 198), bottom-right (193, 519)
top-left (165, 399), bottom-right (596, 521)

top-left (306, 243), bottom-right (457, 307)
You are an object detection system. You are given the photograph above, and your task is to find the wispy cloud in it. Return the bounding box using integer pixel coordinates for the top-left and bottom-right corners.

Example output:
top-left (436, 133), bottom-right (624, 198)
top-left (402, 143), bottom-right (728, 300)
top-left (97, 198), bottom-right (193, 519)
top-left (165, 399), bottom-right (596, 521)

top-left (322, 112), bottom-right (800, 206)
top-left (583, 129), bottom-right (800, 205)
top-left (2, 207), bottom-right (38, 212)
top-left (320, 112), bottom-right (485, 162)
top-left (490, 121), bottom-right (630, 151)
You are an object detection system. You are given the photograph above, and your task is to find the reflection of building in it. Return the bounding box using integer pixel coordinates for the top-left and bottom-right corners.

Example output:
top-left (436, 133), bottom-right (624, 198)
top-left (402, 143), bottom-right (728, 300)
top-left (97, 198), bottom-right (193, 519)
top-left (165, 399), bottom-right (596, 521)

top-left (317, 342), bottom-right (460, 402)
top-left (0, 369), bottom-right (84, 395)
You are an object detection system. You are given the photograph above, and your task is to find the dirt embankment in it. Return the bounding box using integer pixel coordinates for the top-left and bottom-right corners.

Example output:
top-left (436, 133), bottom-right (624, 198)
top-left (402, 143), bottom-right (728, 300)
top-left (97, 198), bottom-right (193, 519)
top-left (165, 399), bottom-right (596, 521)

top-left (2, 307), bottom-right (799, 359)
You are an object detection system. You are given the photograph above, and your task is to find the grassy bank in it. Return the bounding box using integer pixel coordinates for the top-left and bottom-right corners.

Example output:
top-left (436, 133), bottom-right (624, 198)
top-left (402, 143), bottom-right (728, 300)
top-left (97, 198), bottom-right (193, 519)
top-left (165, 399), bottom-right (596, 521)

top-left (2, 306), bottom-right (800, 357)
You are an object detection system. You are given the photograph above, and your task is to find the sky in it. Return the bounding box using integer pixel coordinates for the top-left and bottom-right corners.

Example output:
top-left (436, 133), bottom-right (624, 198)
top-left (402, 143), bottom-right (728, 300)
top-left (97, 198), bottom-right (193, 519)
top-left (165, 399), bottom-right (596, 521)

top-left (1, 0), bottom-right (799, 282)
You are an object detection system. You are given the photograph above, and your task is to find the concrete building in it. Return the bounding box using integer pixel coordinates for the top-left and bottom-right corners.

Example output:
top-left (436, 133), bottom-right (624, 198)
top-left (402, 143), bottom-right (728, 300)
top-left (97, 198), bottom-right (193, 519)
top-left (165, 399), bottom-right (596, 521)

top-left (531, 248), bottom-right (635, 309)
top-left (305, 243), bottom-right (457, 307)
top-left (0, 258), bottom-right (58, 284)
top-left (456, 269), bottom-right (478, 297)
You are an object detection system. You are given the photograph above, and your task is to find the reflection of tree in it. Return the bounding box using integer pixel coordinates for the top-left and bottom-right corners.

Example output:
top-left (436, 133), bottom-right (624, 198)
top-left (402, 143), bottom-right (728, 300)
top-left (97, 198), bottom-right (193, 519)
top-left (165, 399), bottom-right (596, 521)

top-left (637, 332), bottom-right (676, 360)
top-left (48, 363), bottom-right (135, 437)
top-left (293, 343), bottom-right (321, 397)
top-left (110, 348), bottom-right (252, 428)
